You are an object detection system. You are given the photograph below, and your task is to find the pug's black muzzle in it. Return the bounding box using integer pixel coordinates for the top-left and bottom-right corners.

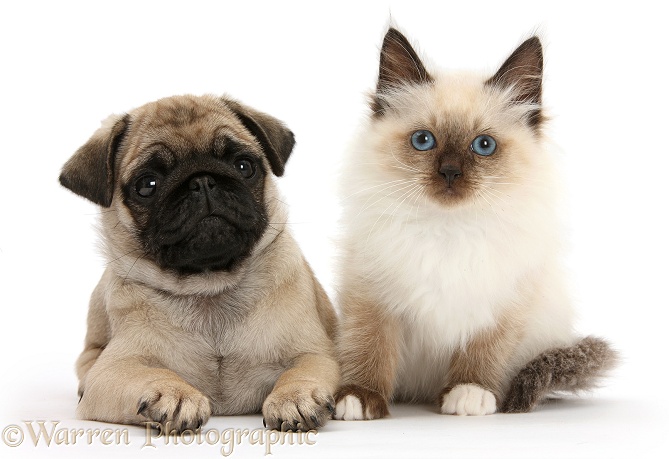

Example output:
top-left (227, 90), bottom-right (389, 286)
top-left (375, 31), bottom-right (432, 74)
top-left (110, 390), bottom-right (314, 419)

top-left (146, 169), bottom-right (267, 273)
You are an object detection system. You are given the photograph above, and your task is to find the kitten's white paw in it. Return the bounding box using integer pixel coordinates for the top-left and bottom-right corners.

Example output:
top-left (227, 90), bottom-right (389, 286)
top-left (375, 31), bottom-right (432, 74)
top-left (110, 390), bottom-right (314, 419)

top-left (441, 384), bottom-right (497, 416)
top-left (334, 394), bottom-right (365, 420)
top-left (333, 385), bottom-right (389, 420)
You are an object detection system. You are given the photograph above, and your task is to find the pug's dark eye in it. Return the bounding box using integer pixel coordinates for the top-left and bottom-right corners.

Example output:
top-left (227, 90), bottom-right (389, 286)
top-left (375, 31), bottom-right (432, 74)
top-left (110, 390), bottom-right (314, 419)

top-left (470, 135), bottom-right (497, 156)
top-left (234, 158), bottom-right (256, 179)
top-left (411, 130), bottom-right (436, 151)
top-left (135, 175), bottom-right (158, 197)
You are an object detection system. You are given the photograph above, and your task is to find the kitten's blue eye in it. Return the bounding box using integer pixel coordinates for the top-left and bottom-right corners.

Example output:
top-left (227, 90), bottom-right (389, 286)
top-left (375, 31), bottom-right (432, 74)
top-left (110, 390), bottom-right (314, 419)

top-left (470, 135), bottom-right (497, 156)
top-left (411, 130), bottom-right (436, 151)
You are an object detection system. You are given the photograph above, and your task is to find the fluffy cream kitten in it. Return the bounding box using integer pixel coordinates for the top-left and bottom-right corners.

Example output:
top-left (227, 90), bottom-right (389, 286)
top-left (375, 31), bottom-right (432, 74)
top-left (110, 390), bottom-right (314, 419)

top-left (334, 28), bottom-right (617, 419)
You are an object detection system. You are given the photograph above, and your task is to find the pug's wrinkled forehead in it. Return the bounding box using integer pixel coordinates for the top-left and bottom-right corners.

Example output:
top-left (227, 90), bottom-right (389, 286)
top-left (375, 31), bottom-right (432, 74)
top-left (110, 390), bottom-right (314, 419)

top-left (118, 95), bottom-right (267, 182)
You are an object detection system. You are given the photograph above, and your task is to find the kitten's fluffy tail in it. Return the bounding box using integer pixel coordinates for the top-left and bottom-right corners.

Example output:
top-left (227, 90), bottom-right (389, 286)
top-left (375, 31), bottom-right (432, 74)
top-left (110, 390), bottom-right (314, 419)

top-left (501, 336), bottom-right (618, 413)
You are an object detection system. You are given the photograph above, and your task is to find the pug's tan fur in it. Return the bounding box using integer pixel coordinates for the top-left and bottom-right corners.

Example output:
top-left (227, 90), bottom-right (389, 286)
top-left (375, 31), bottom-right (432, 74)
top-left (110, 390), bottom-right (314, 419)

top-left (61, 95), bottom-right (339, 431)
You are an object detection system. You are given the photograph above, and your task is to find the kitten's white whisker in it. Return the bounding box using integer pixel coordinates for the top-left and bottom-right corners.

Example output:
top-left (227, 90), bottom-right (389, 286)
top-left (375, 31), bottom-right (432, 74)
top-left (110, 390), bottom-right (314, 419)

top-left (413, 188), bottom-right (427, 225)
top-left (391, 164), bottom-right (421, 174)
top-left (479, 187), bottom-right (510, 207)
top-left (480, 175), bottom-right (546, 183)
top-left (340, 178), bottom-right (413, 201)
top-left (355, 181), bottom-right (420, 220)
top-left (364, 185), bottom-right (420, 249)
top-left (477, 189), bottom-right (505, 228)
top-left (478, 184), bottom-right (512, 202)
top-left (398, 184), bottom-right (424, 232)
top-left (390, 149), bottom-right (421, 173)
top-left (354, 158), bottom-right (421, 174)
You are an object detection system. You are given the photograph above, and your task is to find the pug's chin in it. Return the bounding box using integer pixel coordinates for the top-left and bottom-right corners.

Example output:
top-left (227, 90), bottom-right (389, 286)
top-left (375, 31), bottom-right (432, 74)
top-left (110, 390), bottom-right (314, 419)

top-left (103, 211), bottom-right (280, 297)
top-left (160, 250), bottom-right (244, 275)
top-left (154, 216), bottom-right (262, 275)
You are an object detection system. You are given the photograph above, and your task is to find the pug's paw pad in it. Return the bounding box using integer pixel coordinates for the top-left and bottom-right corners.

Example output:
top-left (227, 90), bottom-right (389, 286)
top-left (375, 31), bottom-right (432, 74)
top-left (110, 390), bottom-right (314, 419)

top-left (440, 384), bottom-right (496, 416)
top-left (262, 385), bottom-right (334, 431)
top-left (333, 384), bottom-right (389, 420)
top-left (137, 381), bottom-right (211, 432)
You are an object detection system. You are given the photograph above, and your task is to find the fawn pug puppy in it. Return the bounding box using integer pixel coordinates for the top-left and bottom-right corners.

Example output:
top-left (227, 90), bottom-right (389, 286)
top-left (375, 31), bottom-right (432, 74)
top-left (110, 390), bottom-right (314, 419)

top-left (60, 94), bottom-right (339, 431)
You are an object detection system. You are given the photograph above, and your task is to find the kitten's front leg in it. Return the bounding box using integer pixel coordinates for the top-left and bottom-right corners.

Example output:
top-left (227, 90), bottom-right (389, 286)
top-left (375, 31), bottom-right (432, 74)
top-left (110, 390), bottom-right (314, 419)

top-left (334, 298), bottom-right (401, 420)
top-left (440, 317), bottom-right (520, 416)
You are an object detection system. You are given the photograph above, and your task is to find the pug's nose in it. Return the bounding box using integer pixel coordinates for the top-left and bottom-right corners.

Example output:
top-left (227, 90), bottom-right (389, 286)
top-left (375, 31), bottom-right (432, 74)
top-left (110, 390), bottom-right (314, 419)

top-left (189, 175), bottom-right (216, 192)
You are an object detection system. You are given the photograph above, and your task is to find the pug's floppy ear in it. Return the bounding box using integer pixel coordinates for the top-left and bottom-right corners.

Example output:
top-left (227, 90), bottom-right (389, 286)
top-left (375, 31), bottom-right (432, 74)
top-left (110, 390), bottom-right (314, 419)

top-left (59, 114), bottom-right (129, 207)
top-left (224, 99), bottom-right (295, 177)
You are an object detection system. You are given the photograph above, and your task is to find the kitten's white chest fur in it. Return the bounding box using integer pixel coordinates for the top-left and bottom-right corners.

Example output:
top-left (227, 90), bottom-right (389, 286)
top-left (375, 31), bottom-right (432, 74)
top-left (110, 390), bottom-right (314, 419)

top-left (370, 211), bottom-right (523, 343)
top-left (340, 179), bottom-right (573, 401)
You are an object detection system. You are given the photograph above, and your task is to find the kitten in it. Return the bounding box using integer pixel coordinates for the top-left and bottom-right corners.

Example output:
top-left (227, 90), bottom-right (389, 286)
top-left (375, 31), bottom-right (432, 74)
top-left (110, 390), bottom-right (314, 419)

top-left (334, 28), bottom-right (617, 419)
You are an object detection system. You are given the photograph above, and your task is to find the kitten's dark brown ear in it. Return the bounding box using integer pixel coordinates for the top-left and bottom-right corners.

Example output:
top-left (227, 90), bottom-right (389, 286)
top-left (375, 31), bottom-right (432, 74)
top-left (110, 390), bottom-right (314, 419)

top-left (59, 115), bottom-right (129, 207)
top-left (224, 99), bottom-right (295, 177)
top-left (372, 28), bottom-right (433, 115)
top-left (486, 36), bottom-right (544, 128)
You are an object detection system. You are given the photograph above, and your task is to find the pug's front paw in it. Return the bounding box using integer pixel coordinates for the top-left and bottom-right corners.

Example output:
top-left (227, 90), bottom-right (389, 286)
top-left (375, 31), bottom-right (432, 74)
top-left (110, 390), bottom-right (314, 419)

top-left (137, 380), bottom-right (211, 432)
top-left (262, 384), bottom-right (335, 431)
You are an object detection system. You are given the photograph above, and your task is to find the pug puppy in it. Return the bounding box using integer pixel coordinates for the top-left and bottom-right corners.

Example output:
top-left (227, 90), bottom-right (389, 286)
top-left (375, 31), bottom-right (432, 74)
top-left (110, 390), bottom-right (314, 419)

top-left (60, 94), bottom-right (339, 432)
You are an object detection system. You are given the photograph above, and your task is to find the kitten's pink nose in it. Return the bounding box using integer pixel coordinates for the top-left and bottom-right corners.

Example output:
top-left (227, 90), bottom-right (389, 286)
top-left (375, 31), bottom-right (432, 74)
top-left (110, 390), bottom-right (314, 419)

top-left (439, 165), bottom-right (462, 187)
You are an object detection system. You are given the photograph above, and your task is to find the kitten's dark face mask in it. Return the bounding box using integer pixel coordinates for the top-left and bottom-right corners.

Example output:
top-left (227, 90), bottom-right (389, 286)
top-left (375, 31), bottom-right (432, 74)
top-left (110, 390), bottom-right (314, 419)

top-left (376, 116), bottom-right (510, 208)
top-left (413, 127), bottom-right (499, 200)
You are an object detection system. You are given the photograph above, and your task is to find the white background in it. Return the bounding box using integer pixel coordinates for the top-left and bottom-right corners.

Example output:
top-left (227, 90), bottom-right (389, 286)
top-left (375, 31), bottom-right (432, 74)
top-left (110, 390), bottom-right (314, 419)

top-left (1, 1), bottom-right (667, 458)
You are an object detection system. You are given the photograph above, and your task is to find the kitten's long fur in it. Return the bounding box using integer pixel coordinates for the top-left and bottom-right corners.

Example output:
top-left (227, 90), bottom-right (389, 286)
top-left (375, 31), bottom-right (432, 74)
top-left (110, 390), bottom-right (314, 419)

top-left (334, 29), bottom-right (617, 419)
